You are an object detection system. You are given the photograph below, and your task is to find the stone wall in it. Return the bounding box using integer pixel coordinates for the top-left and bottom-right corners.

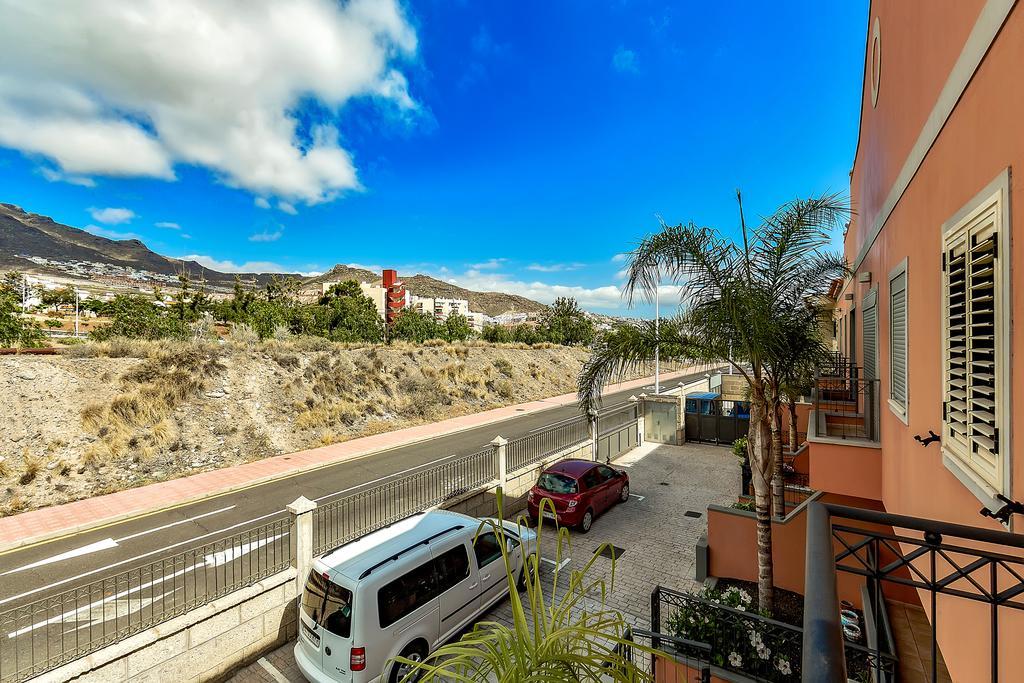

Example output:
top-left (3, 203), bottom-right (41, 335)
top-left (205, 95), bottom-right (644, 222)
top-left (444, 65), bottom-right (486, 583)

top-left (39, 570), bottom-right (297, 683)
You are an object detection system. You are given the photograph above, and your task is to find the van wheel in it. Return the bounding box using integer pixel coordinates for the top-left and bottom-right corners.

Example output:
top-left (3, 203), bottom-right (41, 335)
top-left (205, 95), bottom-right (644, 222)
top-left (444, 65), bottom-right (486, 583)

top-left (579, 509), bottom-right (594, 534)
top-left (619, 483), bottom-right (630, 503)
top-left (390, 642), bottom-right (427, 683)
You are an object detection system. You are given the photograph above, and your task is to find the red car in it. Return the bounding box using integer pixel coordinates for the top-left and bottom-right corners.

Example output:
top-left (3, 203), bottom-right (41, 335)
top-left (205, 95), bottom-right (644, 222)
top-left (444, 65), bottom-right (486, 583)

top-left (526, 459), bottom-right (630, 533)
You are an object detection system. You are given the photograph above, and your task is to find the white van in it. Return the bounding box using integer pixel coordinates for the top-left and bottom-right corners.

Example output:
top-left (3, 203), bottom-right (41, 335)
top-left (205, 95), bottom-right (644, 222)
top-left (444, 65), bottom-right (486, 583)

top-left (294, 510), bottom-right (538, 683)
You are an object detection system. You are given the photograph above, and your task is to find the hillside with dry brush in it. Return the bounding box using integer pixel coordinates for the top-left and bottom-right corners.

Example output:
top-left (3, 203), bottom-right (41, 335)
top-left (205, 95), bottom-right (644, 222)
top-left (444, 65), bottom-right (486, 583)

top-left (0, 338), bottom-right (631, 516)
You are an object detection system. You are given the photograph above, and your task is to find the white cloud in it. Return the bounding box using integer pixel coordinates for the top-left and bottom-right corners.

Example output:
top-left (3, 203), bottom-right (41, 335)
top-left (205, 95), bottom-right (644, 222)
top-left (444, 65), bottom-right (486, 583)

top-left (177, 253), bottom-right (321, 276)
top-left (88, 207), bottom-right (136, 224)
top-left (277, 201), bottom-right (298, 215)
top-left (612, 46), bottom-right (639, 74)
top-left (445, 270), bottom-right (625, 310)
top-left (254, 197), bottom-right (271, 209)
top-left (40, 167), bottom-right (96, 187)
top-left (84, 224), bottom-right (143, 241)
top-left (611, 253), bottom-right (628, 263)
top-left (469, 258), bottom-right (506, 270)
top-left (0, 0), bottom-right (419, 204)
top-left (155, 221), bottom-right (181, 229)
top-left (249, 227), bottom-right (284, 243)
top-left (526, 262), bottom-right (585, 273)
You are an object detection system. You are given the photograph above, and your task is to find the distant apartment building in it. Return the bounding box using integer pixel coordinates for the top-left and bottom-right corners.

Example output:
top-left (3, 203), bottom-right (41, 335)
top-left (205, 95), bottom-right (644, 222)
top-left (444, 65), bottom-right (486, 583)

top-left (320, 270), bottom-right (490, 330)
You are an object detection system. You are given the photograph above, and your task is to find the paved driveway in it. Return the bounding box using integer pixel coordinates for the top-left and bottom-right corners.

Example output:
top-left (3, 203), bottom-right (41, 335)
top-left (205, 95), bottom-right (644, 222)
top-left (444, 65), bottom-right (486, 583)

top-left (229, 442), bottom-right (738, 682)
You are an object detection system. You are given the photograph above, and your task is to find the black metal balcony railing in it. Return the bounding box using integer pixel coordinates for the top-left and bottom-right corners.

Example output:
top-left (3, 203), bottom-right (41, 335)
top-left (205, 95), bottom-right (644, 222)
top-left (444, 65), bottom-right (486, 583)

top-left (812, 368), bottom-right (879, 442)
top-left (803, 502), bottom-right (1024, 683)
top-left (651, 585), bottom-right (892, 682)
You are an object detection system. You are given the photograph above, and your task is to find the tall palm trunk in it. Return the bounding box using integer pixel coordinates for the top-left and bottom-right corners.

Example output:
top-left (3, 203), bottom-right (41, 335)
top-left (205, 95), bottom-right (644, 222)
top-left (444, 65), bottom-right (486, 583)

top-left (788, 397), bottom-right (799, 451)
top-left (747, 380), bottom-right (774, 614)
top-left (770, 396), bottom-right (784, 519)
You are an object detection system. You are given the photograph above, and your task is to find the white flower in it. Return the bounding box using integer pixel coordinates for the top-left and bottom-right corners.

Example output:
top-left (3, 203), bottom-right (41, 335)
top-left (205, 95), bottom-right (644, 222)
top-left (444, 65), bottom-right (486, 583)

top-left (777, 658), bottom-right (792, 675)
top-left (757, 645), bottom-right (771, 660)
top-left (728, 652), bottom-right (743, 667)
top-left (739, 589), bottom-right (752, 604)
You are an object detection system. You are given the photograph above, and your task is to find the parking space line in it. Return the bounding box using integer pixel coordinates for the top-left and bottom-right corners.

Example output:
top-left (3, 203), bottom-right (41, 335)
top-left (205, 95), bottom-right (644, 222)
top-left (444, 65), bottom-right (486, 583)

top-left (257, 657), bottom-right (290, 683)
top-left (539, 557), bottom-right (571, 570)
top-left (629, 493), bottom-right (646, 502)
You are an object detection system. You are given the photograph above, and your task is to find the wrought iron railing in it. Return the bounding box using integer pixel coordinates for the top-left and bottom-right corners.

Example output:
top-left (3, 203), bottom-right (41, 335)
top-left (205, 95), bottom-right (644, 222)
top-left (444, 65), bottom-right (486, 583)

top-left (619, 627), bottom-right (712, 681)
top-left (653, 584), bottom-right (894, 683)
top-left (740, 482), bottom-right (814, 515)
top-left (312, 447), bottom-right (497, 555)
top-left (803, 502), bottom-right (1024, 682)
top-left (812, 371), bottom-right (879, 442)
top-left (819, 351), bottom-right (859, 381)
top-left (506, 416), bottom-right (590, 471)
top-left (0, 518), bottom-right (291, 683)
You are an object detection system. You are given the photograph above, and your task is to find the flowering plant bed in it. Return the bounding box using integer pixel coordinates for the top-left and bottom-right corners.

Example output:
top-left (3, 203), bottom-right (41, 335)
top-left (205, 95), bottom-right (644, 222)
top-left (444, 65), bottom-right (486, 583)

top-left (664, 586), bottom-right (799, 681)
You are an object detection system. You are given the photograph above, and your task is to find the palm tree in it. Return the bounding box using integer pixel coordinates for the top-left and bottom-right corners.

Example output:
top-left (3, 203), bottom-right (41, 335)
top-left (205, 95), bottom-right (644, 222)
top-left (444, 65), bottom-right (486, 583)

top-left (578, 192), bottom-right (847, 613)
top-left (765, 305), bottom-right (835, 517)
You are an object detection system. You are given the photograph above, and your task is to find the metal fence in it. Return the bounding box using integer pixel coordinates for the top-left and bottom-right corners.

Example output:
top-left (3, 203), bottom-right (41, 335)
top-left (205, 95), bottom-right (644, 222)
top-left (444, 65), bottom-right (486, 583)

top-left (506, 416), bottom-right (590, 472)
top-left (652, 585), bottom-right (894, 683)
top-left (0, 518), bottom-right (291, 683)
top-left (312, 447), bottom-right (497, 555)
top-left (813, 372), bottom-right (880, 441)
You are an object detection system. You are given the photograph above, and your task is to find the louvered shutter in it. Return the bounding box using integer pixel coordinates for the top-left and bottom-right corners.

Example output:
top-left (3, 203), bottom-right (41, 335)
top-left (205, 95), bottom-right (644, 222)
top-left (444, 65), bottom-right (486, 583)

top-left (943, 196), bottom-right (1001, 490)
top-left (862, 291), bottom-right (877, 381)
top-left (889, 271), bottom-right (907, 409)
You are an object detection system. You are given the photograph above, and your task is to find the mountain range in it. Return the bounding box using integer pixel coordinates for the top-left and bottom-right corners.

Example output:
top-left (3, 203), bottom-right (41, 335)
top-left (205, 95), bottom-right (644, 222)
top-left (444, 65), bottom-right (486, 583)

top-left (0, 203), bottom-right (547, 317)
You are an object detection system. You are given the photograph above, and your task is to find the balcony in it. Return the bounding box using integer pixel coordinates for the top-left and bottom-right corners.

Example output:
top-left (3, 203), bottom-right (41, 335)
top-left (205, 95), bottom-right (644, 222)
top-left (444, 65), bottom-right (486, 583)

top-left (803, 502), bottom-right (1024, 682)
top-left (811, 355), bottom-right (879, 443)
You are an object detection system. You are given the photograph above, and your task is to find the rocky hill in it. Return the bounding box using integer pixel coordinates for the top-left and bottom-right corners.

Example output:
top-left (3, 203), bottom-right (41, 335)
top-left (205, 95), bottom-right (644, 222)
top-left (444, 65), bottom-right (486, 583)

top-left (0, 203), bottom-right (273, 287)
top-left (1, 203), bottom-right (550, 315)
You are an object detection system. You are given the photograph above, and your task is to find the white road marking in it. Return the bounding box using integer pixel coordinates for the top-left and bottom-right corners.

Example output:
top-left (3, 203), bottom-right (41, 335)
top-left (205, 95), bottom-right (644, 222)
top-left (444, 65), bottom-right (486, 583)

top-left (6, 534), bottom-right (284, 637)
top-left (258, 657), bottom-right (290, 683)
top-left (539, 557), bottom-right (571, 571)
top-left (0, 538), bottom-right (119, 576)
top-left (0, 510), bottom-right (284, 608)
top-left (115, 505), bottom-right (236, 543)
top-left (629, 493), bottom-right (646, 502)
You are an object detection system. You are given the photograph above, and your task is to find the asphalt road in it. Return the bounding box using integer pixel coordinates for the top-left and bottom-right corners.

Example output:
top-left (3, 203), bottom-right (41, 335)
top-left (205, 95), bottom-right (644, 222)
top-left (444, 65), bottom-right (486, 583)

top-left (0, 370), bottom-right (711, 613)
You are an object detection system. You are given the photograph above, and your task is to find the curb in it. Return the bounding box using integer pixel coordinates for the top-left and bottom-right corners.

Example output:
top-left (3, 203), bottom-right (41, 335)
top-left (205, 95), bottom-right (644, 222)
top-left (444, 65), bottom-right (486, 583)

top-left (0, 367), bottom-right (712, 554)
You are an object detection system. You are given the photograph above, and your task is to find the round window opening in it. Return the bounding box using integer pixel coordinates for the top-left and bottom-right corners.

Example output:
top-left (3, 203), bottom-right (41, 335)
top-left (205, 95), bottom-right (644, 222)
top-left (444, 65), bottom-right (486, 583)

top-left (870, 17), bottom-right (881, 107)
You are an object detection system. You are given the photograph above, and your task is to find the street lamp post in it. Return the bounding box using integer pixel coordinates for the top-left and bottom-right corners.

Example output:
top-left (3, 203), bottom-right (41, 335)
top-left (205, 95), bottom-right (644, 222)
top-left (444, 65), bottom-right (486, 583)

top-left (654, 275), bottom-right (660, 394)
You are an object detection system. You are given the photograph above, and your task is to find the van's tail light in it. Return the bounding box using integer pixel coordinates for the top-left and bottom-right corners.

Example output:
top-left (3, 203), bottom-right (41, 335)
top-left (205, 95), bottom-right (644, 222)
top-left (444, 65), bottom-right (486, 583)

top-left (527, 490), bottom-right (534, 502)
top-left (350, 647), bottom-right (366, 671)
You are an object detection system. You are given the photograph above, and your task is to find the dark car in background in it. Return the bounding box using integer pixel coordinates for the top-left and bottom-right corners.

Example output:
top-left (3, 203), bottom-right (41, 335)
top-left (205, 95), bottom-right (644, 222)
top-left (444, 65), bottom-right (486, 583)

top-left (526, 459), bottom-right (630, 533)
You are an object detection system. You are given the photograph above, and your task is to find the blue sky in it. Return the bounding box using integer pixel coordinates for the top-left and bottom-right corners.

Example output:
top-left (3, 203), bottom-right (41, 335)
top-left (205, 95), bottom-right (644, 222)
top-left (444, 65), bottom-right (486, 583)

top-left (0, 0), bottom-right (867, 315)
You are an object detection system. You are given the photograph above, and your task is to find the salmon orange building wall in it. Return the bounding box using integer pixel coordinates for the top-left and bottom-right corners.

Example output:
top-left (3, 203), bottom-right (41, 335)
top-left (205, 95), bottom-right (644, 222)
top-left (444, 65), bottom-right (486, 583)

top-left (833, 2), bottom-right (1024, 679)
top-left (706, 493), bottom-right (917, 608)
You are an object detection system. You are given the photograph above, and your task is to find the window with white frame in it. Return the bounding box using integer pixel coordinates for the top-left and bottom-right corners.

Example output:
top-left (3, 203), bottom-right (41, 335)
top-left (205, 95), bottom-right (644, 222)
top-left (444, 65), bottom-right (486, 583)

top-left (888, 260), bottom-right (908, 420)
top-left (942, 184), bottom-right (1007, 495)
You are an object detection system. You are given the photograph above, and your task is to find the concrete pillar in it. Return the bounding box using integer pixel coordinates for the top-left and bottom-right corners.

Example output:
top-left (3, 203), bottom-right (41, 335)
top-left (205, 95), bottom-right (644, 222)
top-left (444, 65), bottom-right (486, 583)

top-left (287, 495), bottom-right (317, 600)
top-left (491, 436), bottom-right (508, 491)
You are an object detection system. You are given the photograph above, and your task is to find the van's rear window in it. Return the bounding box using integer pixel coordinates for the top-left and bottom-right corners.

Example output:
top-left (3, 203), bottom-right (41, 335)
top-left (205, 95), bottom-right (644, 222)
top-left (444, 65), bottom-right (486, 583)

top-left (538, 473), bottom-right (577, 494)
top-left (302, 570), bottom-right (353, 638)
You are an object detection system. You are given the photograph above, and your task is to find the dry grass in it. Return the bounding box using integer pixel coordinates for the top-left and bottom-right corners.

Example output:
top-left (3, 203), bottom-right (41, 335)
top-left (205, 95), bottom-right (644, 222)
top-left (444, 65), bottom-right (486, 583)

top-left (0, 458), bottom-right (9, 478)
top-left (20, 449), bottom-right (42, 485)
top-left (78, 345), bottom-right (225, 464)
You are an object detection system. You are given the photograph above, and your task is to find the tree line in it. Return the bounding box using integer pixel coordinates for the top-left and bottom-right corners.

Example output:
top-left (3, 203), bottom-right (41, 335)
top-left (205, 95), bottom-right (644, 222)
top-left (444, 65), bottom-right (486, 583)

top-left (0, 271), bottom-right (596, 348)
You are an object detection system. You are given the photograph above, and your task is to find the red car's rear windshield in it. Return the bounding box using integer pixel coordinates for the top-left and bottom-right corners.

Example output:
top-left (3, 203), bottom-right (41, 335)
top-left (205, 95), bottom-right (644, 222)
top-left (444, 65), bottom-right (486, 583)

top-left (538, 472), bottom-right (577, 494)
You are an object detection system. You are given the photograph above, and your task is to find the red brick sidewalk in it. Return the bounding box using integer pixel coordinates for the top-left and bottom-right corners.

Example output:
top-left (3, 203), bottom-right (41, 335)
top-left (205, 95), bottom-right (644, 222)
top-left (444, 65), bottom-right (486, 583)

top-left (0, 367), bottom-right (707, 551)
